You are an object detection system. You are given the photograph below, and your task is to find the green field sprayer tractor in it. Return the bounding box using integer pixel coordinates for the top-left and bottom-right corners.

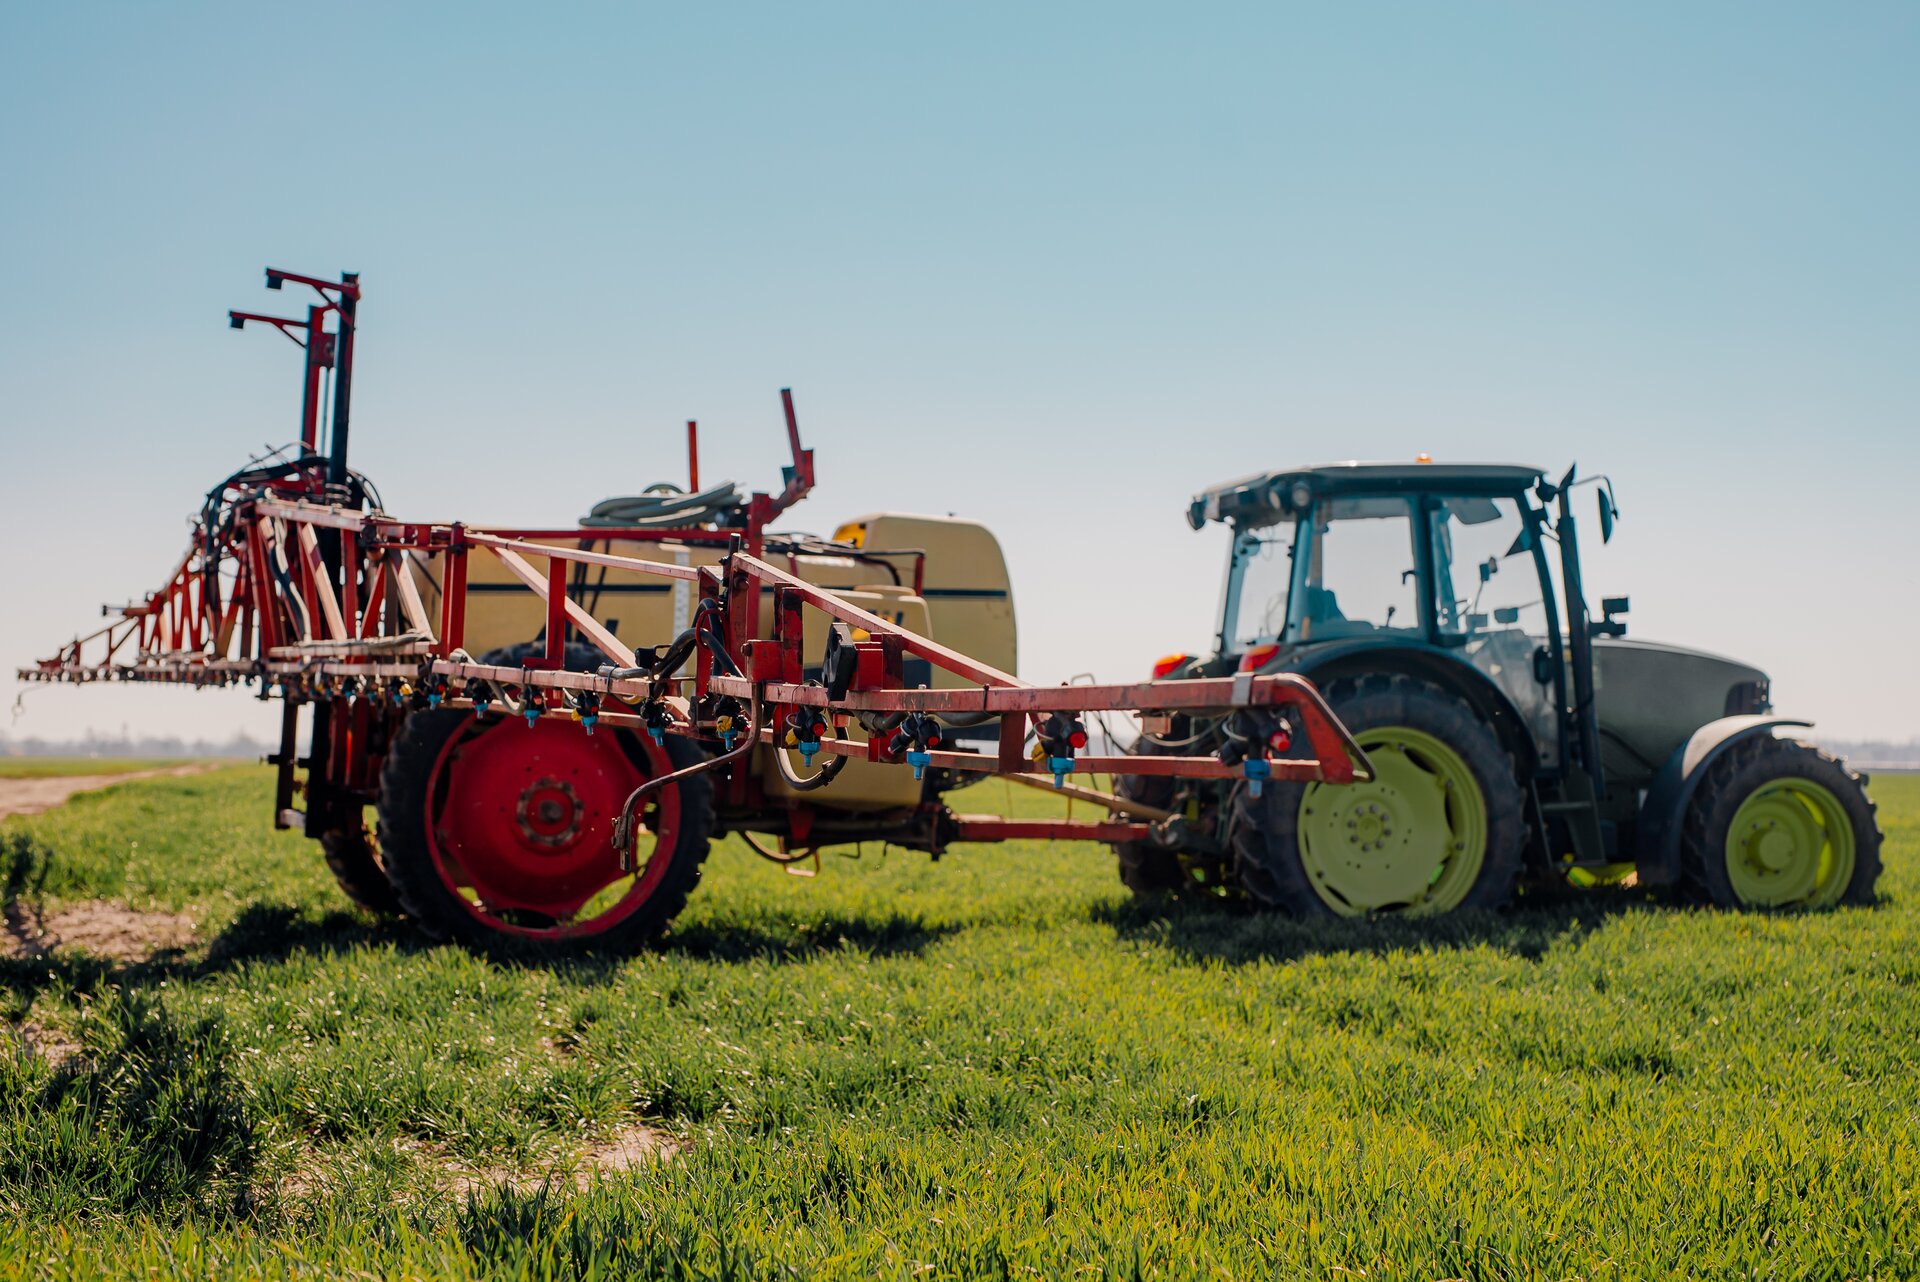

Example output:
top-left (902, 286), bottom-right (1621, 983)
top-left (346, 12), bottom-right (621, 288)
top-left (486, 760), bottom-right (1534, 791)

top-left (1116, 461), bottom-right (1882, 915)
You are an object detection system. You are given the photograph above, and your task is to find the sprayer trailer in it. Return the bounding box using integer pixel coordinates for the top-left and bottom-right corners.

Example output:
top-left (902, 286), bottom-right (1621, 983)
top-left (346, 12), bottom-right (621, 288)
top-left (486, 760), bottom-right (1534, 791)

top-left (20, 268), bottom-right (1369, 951)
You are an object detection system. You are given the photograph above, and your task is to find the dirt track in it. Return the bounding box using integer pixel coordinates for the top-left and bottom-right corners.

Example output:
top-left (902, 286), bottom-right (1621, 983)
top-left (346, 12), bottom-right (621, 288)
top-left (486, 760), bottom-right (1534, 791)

top-left (1, 765), bottom-right (214, 968)
top-left (0, 763), bottom-right (215, 823)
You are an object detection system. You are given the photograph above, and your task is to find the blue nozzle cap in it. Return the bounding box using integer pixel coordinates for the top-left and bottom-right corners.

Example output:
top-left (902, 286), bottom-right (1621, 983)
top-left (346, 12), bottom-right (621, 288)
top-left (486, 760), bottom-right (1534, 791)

top-left (427, 692), bottom-right (441, 708)
top-left (906, 749), bottom-right (931, 780)
top-left (1048, 755), bottom-right (1076, 788)
top-left (581, 714), bottom-right (597, 735)
top-left (475, 700), bottom-right (489, 717)
top-left (720, 731), bottom-right (736, 750)
top-left (1244, 757), bottom-right (1272, 798)
top-left (524, 707), bottom-right (540, 727)
top-left (799, 739), bottom-right (819, 765)
top-left (648, 728), bottom-right (665, 746)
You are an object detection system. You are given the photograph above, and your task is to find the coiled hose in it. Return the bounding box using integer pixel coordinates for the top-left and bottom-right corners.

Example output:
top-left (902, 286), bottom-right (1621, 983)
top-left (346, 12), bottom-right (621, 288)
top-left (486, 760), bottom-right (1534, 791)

top-left (580, 482), bottom-right (742, 529)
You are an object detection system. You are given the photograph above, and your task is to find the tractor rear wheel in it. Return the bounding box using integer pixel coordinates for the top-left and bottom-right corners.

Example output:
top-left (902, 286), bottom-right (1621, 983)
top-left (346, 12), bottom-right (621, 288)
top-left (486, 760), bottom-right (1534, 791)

top-left (319, 823), bottom-right (400, 916)
top-left (1680, 736), bottom-right (1881, 909)
top-left (1231, 674), bottom-right (1525, 916)
top-left (1113, 741), bottom-right (1186, 896)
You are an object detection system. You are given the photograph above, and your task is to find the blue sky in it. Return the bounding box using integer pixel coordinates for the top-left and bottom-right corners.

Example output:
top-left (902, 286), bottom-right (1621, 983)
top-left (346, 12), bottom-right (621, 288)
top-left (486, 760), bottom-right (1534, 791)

top-left (3, 2), bottom-right (1917, 744)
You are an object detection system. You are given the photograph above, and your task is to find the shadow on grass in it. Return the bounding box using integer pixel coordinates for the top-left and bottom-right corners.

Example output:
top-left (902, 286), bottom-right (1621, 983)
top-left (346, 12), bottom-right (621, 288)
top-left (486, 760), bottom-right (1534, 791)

top-left (205, 901), bottom-right (421, 967)
top-left (1094, 883), bottom-right (1662, 966)
top-left (2, 990), bottom-right (256, 1217)
top-left (2, 897), bottom-right (962, 1009)
top-left (2, 818), bottom-right (958, 1001)
top-left (470, 910), bottom-right (961, 988)
top-left (663, 912), bottom-right (960, 964)
top-left (0, 901), bottom-right (412, 1004)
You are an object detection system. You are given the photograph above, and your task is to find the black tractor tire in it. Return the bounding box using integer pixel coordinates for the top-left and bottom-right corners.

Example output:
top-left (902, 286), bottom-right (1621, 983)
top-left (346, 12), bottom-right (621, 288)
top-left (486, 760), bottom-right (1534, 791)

top-left (376, 638), bottom-right (715, 952)
top-left (1113, 743), bottom-right (1185, 897)
top-left (318, 823), bottom-right (401, 916)
top-left (1680, 736), bottom-right (1881, 909)
top-left (1231, 673), bottom-right (1526, 917)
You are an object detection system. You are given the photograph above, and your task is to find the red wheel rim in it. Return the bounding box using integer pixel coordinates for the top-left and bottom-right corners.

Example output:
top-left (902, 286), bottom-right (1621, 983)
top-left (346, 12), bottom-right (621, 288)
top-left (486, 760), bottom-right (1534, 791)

top-left (424, 718), bottom-right (681, 939)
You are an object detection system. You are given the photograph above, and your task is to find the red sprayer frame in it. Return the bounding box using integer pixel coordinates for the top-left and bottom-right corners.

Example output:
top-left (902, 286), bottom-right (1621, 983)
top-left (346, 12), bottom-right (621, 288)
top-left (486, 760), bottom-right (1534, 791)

top-left (18, 268), bottom-right (1370, 862)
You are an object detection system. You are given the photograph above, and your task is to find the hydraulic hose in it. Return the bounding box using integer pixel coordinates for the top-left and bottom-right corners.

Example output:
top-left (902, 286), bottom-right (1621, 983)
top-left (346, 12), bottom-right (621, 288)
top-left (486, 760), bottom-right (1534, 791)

top-left (738, 831), bottom-right (820, 866)
top-left (857, 709), bottom-right (909, 737)
top-left (580, 482), bottom-right (743, 529)
top-left (774, 727), bottom-right (850, 792)
top-left (599, 628), bottom-right (699, 684)
top-left (611, 685), bottom-right (761, 868)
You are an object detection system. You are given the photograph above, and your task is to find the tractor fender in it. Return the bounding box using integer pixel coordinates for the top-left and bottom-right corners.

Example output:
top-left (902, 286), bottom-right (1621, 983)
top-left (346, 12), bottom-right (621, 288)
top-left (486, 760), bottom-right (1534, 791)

top-left (1633, 715), bottom-right (1812, 886)
top-left (1283, 641), bottom-right (1541, 773)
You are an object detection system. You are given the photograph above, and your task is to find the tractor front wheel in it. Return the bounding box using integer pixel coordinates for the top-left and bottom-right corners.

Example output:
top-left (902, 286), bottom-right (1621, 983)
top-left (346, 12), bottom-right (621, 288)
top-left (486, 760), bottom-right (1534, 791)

top-left (1681, 737), bottom-right (1881, 909)
top-left (1231, 674), bottom-right (1526, 917)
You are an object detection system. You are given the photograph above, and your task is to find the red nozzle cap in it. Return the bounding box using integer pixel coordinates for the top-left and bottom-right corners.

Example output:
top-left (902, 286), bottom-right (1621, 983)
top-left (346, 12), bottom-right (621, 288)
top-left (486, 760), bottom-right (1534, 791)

top-left (1068, 729), bottom-right (1088, 749)
top-left (1269, 728), bottom-right (1292, 752)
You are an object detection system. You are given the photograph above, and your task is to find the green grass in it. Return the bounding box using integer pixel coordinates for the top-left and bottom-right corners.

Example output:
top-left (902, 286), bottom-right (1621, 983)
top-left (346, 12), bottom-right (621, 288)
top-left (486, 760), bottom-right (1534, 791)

top-left (2, 766), bottom-right (1916, 1280)
top-left (0, 757), bottom-right (206, 780)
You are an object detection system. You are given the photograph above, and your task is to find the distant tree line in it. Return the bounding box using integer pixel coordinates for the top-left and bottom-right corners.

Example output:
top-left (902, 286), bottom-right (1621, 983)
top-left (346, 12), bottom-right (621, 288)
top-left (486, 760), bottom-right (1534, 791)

top-left (0, 729), bottom-right (268, 759)
top-left (1817, 739), bottom-right (1920, 770)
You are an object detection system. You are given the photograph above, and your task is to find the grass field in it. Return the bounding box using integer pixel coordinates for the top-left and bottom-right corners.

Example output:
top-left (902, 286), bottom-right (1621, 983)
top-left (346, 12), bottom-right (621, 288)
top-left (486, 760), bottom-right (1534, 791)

top-left (2, 764), bottom-right (1915, 1280)
top-left (0, 758), bottom-right (206, 780)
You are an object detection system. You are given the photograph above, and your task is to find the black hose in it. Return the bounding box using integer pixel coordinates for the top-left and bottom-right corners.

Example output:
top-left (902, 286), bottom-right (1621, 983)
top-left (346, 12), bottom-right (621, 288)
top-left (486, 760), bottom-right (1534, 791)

top-left (858, 709), bottom-right (910, 736)
top-left (600, 628), bottom-right (699, 683)
top-left (580, 483), bottom-right (742, 528)
top-left (698, 624), bottom-right (741, 676)
top-left (612, 686), bottom-right (760, 865)
top-left (739, 831), bottom-right (819, 866)
top-left (774, 728), bottom-right (850, 791)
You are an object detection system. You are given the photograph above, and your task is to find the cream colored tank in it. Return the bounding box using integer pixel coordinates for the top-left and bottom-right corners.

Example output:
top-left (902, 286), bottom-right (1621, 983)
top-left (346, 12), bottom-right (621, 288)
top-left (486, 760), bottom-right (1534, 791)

top-left (411, 512), bottom-right (1016, 812)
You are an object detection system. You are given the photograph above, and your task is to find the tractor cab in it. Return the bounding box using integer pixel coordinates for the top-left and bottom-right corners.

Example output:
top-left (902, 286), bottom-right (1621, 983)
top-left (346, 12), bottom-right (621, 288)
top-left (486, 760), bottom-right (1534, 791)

top-left (1197, 461), bottom-right (1590, 772)
top-left (1205, 463), bottom-right (1560, 640)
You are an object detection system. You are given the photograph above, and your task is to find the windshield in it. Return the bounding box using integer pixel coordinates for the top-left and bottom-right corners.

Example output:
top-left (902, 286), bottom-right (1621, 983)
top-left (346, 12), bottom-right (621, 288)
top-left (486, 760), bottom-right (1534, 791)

top-left (1428, 496), bottom-right (1552, 637)
top-left (1222, 491), bottom-right (1561, 651)
top-left (1227, 526), bottom-right (1297, 649)
top-left (1226, 497), bottom-right (1422, 647)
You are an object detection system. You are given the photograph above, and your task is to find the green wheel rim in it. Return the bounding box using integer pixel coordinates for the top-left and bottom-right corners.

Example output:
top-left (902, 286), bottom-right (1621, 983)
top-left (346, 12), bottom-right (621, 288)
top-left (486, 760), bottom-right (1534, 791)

top-left (1296, 725), bottom-right (1487, 916)
top-left (1723, 776), bottom-right (1856, 908)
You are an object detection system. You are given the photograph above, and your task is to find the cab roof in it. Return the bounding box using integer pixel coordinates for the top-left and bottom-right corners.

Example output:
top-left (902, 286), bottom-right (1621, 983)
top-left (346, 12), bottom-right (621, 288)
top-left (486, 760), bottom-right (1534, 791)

top-left (1188, 461), bottom-right (1547, 530)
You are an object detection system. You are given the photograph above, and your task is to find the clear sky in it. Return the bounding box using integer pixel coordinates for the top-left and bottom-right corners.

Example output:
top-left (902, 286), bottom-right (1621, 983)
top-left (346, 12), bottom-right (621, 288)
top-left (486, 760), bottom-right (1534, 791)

top-left (3, 2), bottom-right (1917, 745)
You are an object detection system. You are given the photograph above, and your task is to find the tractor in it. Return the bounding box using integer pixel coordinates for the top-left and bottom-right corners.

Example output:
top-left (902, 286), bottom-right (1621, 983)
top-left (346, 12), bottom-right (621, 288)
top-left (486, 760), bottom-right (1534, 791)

top-left (1116, 461), bottom-right (1881, 914)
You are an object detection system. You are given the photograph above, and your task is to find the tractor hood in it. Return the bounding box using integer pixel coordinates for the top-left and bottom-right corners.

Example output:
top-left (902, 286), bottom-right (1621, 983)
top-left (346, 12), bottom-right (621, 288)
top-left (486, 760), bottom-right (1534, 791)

top-left (1594, 637), bottom-right (1772, 779)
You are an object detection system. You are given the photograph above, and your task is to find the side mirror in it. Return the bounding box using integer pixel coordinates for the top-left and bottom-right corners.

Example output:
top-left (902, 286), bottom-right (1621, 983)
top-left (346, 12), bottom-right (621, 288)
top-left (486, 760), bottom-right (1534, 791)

top-left (1478, 556), bottom-right (1498, 583)
top-left (1597, 487), bottom-right (1618, 543)
top-left (1494, 607), bottom-right (1521, 624)
top-left (1591, 596), bottom-right (1629, 639)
